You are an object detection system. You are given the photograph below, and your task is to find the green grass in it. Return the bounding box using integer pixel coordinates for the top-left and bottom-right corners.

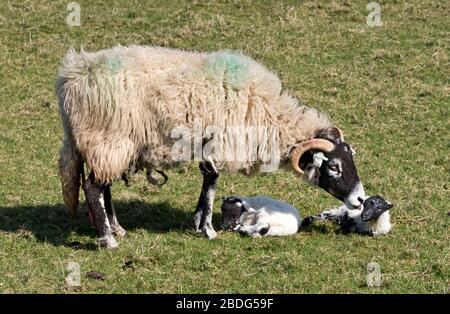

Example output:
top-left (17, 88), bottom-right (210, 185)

top-left (0, 0), bottom-right (448, 293)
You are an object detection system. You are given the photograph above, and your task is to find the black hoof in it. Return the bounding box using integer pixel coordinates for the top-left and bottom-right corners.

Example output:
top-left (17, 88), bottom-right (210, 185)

top-left (301, 216), bottom-right (314, 227)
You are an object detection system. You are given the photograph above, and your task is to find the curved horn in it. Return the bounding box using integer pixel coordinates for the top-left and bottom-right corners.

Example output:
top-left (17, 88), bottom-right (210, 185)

top-left (335, 127), bottom-right (344, 141)
top-left (291, 139), bottom-right (335, 175)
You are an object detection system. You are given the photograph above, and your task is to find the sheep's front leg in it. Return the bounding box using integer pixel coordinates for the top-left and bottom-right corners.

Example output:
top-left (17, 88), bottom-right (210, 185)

top-left (194, 189), bottom-right (205, 233)
top-left (194, 160), bottom-right (218, 239)
top-left (103, 185), bottom-right (126, 237)
top-left (83, 172), bottom-right (118, 249)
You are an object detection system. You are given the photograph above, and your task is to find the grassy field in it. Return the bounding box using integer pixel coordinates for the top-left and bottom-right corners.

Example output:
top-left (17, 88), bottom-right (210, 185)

top-left (0, 0), bottom-right (448, 293)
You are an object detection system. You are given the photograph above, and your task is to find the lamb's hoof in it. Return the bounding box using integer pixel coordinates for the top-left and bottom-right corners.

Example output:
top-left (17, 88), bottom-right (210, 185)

top-left (237, 228), bottom-right (248, 236)
top-left (112, 226), bottom-right (127, 237)
top-left (258, 223), bottom-right (270, 236)
top-left (204, 228), bottom-right (217, 240)
top-left (97, 235), bottom-right (119, 249)
top-left (301, 217), bottom-right (313, 227)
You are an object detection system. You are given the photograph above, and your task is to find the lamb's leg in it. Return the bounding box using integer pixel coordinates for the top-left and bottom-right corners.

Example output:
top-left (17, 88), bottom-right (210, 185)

top-left (103, 185), bottom-right (126, 237)
top-left (301, 207), bottom-right (345, 227)
top-left (83, 172), bottom-right (118, 249)
top-left (238, 223), bottom-right (270, 238)
top-left (194, 160), bottom-right (219, 239)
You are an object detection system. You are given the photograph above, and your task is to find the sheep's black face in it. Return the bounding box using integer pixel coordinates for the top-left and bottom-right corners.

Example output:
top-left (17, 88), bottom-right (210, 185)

top-left (221, 197), bottom-right (244, 230)
top-left (299, 128), bottom-right (365, 209)
top-left (361, 195), bottom-right (393, 221)
top-left (318, 142), bottom-right (365, 209)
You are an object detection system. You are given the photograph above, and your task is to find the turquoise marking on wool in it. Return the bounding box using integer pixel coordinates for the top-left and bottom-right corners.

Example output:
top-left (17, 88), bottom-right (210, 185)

top-left (102, 55), bottom-right (123, 74)
top-left (203, 51), bottom-right (250, 89)
top-left (89, 54), bottom-right (124, 75)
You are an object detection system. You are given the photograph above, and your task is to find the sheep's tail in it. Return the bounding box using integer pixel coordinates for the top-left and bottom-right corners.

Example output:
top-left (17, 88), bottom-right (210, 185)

top-left (58, 136), bottom-right (84, 217)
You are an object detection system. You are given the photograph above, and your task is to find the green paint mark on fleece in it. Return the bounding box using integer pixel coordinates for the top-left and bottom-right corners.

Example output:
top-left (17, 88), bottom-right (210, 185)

top-left (102, 55), bottom-right (124, 74)
top-left (202, 51), bottom-right (250, 89)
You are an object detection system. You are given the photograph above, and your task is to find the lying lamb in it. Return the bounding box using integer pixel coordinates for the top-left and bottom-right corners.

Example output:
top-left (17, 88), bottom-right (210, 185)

top-left (301, 195), bottom-right (393, 236)
top-left (221, 196), bottom-right (302, 237)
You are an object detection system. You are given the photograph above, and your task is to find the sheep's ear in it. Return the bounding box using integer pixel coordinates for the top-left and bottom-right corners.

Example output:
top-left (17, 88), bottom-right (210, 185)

top-left (315, 127), bottom-right (344, 143)
top-left (312, 152), bottom-right (328, 168)
top-left (386, 202), bottom-right (394, 210)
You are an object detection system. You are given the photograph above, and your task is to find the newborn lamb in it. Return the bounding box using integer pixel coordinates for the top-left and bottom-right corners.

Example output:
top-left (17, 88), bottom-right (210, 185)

top-left (302, 195), bottom-right (393, 236)
top-left (221, 196), bottom-right (302, 237)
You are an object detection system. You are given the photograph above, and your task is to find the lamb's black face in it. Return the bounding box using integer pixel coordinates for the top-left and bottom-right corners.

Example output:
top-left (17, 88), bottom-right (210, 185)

top-left (361, 195), bottom-right (393, 222)
top-left (221, 197), bottom-right (244, 230)
top-left (300, 140), bottom-right (365, 209)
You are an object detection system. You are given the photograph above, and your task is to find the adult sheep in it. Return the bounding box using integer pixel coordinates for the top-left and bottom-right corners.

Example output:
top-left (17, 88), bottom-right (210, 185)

top-left (56, 46), bottom-right (366, 248)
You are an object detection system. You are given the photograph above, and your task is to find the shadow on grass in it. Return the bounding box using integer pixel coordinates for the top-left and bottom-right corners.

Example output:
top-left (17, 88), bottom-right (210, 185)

top-left (298, 224), bottom-right (332, 234)
top-left (0, 200), bottom-right (201, 249)
top-left (0, 200), bottom-right (335, 250)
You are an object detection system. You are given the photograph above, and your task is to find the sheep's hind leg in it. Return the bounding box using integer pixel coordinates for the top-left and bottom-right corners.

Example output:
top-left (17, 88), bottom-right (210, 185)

top-left (194, 160), bottom-right (219, 239)
top-left (83, 172), bottom-right (118, 249)
top-left (104, 185), bottom-right (127, 237)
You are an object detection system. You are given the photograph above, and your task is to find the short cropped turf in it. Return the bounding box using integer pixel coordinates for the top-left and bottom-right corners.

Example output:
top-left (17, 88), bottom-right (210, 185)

top-left (0, 0), bottom-right (448, 293)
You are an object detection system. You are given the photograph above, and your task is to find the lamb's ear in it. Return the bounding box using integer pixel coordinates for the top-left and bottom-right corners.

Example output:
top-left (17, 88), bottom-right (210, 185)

top-left (314, 127), bottom-right (344, 143)
top-left (245, 207), bottom-right (256, 213)
top-left (222, 196), bottom-right (242, 204)
top-left (241, 200), bottom-right (256, 213)
top-left (386, 202), bottom-right (394, 210)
